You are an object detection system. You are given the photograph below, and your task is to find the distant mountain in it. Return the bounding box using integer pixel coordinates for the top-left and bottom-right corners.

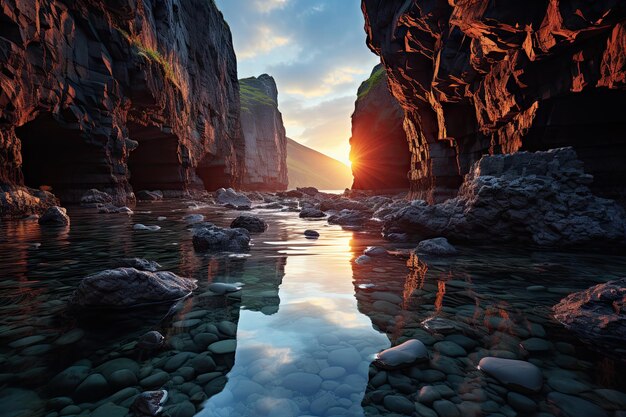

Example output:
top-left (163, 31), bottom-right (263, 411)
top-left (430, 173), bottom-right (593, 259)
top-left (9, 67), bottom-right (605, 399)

top-left (287, 138), bottom-right (353, 190)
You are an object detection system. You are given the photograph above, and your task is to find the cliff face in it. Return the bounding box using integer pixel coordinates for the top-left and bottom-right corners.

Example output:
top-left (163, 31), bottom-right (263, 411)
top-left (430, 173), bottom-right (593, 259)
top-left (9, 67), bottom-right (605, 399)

top-left (239, 75), bottom-right (288, 191)
top-left (350, 64), bottom-right (410, 190)
top-left (0, 0), bottom-right (244, 216)
top-left (361, 0), bottom-right (626, 203)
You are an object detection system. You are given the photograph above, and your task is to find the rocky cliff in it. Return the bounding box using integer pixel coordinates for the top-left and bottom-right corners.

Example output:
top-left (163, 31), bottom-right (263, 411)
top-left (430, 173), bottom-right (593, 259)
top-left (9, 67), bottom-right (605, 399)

top-left (361, 0), bottom-right (626, 203)
top-left (239, 75), bottom-right (288, 191)
top-left (0, 0), bottom-right (244, 216)
top-left (350, 64), bottom-right (409, 190)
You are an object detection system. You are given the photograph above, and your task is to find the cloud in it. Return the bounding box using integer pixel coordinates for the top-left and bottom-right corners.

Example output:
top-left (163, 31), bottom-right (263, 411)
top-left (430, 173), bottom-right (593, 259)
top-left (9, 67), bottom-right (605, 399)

top-left (237, 26), bottom-right (290, 59)
top-left (253, 0), bottom-right (289, 13)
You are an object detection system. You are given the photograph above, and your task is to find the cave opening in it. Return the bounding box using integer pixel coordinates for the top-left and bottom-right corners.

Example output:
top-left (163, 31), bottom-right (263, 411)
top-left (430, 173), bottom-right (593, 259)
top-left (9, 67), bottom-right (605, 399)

top-left (127, 124), bottom-right (183, 192)
top-left (196, 153), bottom-right (230, 191)
top-left (16, 114), bottom-right (105, 204)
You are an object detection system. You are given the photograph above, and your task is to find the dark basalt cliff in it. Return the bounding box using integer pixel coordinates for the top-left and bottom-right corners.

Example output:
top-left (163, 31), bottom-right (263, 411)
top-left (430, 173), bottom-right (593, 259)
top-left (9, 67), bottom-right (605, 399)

top-left (361, 0), bottom-right (626, 203)
top-left (239, 75), bottom-right (288, 191)
top-left (350, 64), bottom-right (410, 190)
top-left (0, 0), bottom-right (244, 216)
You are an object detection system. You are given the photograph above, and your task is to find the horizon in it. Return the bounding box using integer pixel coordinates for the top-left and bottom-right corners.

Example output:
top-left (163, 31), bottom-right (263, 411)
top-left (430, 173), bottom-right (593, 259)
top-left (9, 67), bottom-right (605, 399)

top-left (214, 0), bottom-right (379, 167)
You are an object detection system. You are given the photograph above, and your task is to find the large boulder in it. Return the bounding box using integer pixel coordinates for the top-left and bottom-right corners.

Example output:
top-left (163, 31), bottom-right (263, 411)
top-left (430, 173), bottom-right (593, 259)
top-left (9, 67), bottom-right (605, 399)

top-left (38, 206), bottom-right (70, 226)
top-left (230, 215), bottom-right (268, 233)
top-left (327, 209), bottom-right (369, 226)
top-left (136, 190), bottom-right (163, 201)
top-left (80, 189), bottom-right (113, 205)
top-left (70, 268), bottom-right (197, 309)
top-left (383, 148), bottom-right (626, 246)
top-left (192, 223), bottom-right (251, 252)
top-left (215, 188), bottom-right (252, 209)
top-left (554, 278), bottom-right (626, 357)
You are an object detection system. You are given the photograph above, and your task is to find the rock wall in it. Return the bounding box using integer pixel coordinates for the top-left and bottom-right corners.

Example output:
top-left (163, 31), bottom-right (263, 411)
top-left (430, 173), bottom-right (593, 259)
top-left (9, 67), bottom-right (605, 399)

top-left (350, 64), bottom-right (410, 190)
top-left (0, 0), bottom-right (244, 216)
top-left (239, 75), bottom-right (288, 191)
top-left (361, 0), bottom-right (626, 203)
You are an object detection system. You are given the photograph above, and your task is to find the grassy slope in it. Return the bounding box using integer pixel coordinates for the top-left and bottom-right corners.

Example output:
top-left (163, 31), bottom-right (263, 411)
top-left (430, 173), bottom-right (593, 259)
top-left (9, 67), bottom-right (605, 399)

top-left (239, 77), bottom-right (276, 112)
top-left (287, 138), bottom-right (353, 190)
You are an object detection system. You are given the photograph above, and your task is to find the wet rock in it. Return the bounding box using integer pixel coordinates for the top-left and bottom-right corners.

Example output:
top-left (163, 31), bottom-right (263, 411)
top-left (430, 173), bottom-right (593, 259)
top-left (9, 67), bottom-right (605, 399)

top-left (74, 373), bottom-right (109, 402)
top-left (299, 208), bottom-right (325, 218)
top-left (208, 340), bottom-right (236, 354)
top-left (120, 258), bottom-right (161, 272)
top-left (70, 268), bottom-right (197, 309)
top-left (553, 278), bottom-right (626, 356)
top-left (374, 339), bottom-right (429, 370)
top-left (215, 188), bottom-right (251, 209)
top-left (320, 198), bottom-right (368, 212)
top-left (132, 390), bottom-right (168, 416)
top-left (38, 206), bottom-right (69, 226)
top-left (92, 403), bottom-right (128, 417)
top-left (304, 229), bottom-right (320, 238)
top-left (548, 392), bottom-right (608, 417)
top-left (328, 209), bottom-right (369, 226)
top-left (422, 317), bottom-right (458, 334)
top-left (192, 224), bottom-right (250, 252)
top-left (49, 365), bottom-right (90, 395)
top-left (507, 392), bottom-right (537, 414)
top-left (383, 149), bottom-right (626, 246)
top-left (355, 255), bottom-right (372, 265)
top-left (109, 369), bottom-right (138, 390)
top-left (230, 215), bottom-right (268, 233)
top-left (384, 395), bottom-right (415, 414)
top-left (137, 331), bottom-right (165, 350)
top-left (133, 224), bottom-right (161, 231)
top-left (434, 341), bottom-right (466, 357)
top-left (136, 190), bottom-right (163, 201)
top-left (416, 237), bottom-right (457, 256)
top-left (80, 189), bottom-right (113, 205)
top-left (183, 214), bottom-right (205, 224)
top-left (520, 337), bottom-right (552, 353)
top-left (478, 357), bottom-right (543, 393)
top-left (140, 372), bottom-right (169, 389)
top-left (433, 399), bottom-right (460, 417)
top-left (208, 282), bottom-right (242, 295)
top-left (417, 386), bottom-right (442, 404)
top-left (364, 246), bottom-right (387, 257)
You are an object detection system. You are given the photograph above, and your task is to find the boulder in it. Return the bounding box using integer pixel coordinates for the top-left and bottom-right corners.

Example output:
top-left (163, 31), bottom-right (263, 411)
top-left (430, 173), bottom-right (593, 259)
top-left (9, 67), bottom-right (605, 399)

top-left (304, 230), bottom-right (320, 238)
top-left (383, 148), bottom-right (626, 246)
top-left (80, 189), bottom-right (113, 205)
top-left (136, 190), bottom-right (163, 201)
top-left (416, 237), bottom-right (457, 256)
top-left (70, 268), bottom-right (197, 309)
top-left (478, 357), bottom-right (543, 394)
top-left (120, 258), bottom-right (161, 272)
top-left (38, 206), bottom-right (70, 226)
top-left (192, 224), bottom-right (250, 252)
top-left (215, 188), bottom-right (252, 209)
top-left (137, 331), bottom-right (165, 350)
top-left (208, 282), bottom-right (242, 295)
top-left (299, 208), bottom-right (325, 218)
top-left (132, 390), bottom-right (168, 416)
top-left (554, 278), bottom-right (626, 357)
top-left (374, 339), bottom-right (429, 370)
top-left (230, 215), bottom-right (268, 233)
top-left (327, 209), bottom-right (369, 226)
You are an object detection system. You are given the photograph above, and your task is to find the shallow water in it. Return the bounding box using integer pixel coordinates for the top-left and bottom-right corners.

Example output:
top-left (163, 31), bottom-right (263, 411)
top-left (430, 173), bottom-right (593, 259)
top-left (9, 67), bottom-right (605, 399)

top-left (0, 199), bottom-right (625, 417)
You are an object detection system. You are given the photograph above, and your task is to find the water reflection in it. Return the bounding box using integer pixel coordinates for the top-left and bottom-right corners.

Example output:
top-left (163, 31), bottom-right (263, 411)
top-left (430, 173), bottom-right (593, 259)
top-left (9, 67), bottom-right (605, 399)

top-left (200, 227), bottom-right (389, 417)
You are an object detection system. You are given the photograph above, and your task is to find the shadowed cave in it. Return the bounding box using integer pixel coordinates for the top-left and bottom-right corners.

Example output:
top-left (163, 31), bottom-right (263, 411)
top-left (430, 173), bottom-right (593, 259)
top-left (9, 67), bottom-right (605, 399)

top-left (17, 114), bottom-right (106, 204)
top-left (127, 123), bottom-right (184, 192)
top-left (196, 153), bottom-right (231, 191)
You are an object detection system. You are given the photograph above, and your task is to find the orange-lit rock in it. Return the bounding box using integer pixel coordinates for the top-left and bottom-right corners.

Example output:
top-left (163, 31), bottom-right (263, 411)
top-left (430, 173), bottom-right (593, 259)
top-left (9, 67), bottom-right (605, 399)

top-left (361, 0), bottom-right (626, 203)
top-left (0, 0), bottom-right (244, 217)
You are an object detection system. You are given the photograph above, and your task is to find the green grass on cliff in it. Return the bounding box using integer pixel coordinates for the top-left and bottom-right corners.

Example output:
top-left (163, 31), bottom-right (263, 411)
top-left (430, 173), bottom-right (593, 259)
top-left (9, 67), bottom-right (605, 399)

top-left (357, 66), bottom-right (385, 99)
top-left (116, 28), bottom-right (177, 86)
top-left (239, 78), bottom-right (276, 112)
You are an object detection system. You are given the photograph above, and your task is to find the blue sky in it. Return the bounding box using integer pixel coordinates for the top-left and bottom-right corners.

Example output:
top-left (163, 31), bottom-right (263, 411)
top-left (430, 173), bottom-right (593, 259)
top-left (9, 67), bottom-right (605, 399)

top-left (214, 0), bottom-right (379, 165)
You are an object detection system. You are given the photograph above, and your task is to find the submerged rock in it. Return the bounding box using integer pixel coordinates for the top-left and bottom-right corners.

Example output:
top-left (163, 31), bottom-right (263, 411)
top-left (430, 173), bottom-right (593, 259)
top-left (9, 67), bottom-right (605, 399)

top-left (192, 224), bottom-right (250, 252)
top-left (215, 188), bottom-right (252, 209)
top-left (374, 339), bottom-right (429, 370)
top-left (133, 224), bottom-right (161, 231)
top-left (304, 229), bottom-right (320, 238)
top-left (478, 357), bottom-right (543, 394)
top-left (230, 215), bottom-right (268, 233)
top-left (132, 390), bottom-right (168, 416)
top-left (553, 278), bottom-right (626, 356)
top-left (183, 214), bottom-right (205, 224)
top-left (80, 189), bottom-right (113, 205)
top-left (299, 208), bottom-right (325, 218)
top-left (416, 237), bottom-right (457, 256)
top-left (120, 258), bottom-right (161, 272)
top-left (208, 282), bottom-right (242, 295)
top-left (364, 246), bottom-right (387, 257)
top-left (383, 148), bottom-right (626, 246)
top-left (137, 331), bottom-right (165, 350)
top-left (38, 206), bottom-right (69, 226)
top-left (70, 268), bottom-right (197, 309)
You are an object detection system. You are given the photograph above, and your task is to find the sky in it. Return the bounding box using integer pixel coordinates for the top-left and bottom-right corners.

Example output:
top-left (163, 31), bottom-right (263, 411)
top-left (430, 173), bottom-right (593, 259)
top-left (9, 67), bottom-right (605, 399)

top-left (214, 0), bottom-right (380, 166)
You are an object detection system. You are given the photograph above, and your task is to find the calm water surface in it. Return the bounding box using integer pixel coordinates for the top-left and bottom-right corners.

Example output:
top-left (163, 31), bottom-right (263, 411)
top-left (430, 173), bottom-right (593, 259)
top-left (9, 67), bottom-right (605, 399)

top-left (1, 199), bottom-right (625, 417)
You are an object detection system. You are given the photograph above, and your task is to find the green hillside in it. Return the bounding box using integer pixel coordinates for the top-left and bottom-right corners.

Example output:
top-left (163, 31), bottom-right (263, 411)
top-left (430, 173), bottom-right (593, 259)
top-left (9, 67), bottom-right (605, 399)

top-left (287, 138), bottom-right (353, 190)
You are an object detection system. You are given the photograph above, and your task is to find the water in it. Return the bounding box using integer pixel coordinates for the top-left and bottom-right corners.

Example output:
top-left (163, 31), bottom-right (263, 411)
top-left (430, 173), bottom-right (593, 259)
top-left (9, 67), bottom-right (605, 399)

top-left (1, 199), bottom-right (626, 417)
